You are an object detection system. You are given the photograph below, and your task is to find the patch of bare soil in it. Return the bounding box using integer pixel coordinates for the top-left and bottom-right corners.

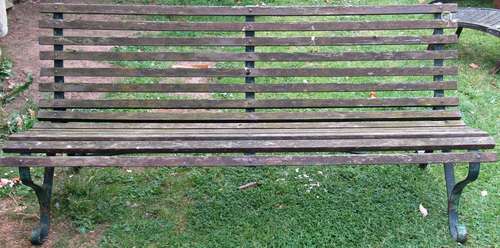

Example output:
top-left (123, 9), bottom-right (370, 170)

top-left (155, 62), bottom-right (217, 113)
top-left (0, 197), bottom-right (106, 247)
top-left (0, 1), bottom-right (43, 114)
top-left (0, 0), bottom-right (136, 113)
top-left (0, 197), bottom-right (35, 247)
top-left (0, 196), bottom-right (59, 247)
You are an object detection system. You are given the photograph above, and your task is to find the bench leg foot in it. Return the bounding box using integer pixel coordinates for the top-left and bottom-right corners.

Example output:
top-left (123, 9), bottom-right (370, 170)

top-left (18, 166), bottom-right (55, 246)
top-left (444, 160), bottom-right (480, 243)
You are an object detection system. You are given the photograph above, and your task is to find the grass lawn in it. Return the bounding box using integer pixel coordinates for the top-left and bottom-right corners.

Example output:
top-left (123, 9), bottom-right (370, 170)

top-left (0, 0), bottom-right (498, 247)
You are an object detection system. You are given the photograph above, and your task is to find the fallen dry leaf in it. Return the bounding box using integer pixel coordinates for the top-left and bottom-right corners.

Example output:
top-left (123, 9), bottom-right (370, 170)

top-left (369, 91), bottom-right (377, 98)
top-left (469, 63), bottom-right (480, 69)
top-left (28, 109), bottom-right (36, 119)
top-left (419, 204), bottom-right (428, 217)
top-left (16, 116), bottom-right (24, 129)
top-left (11, 177), bottom-right (21, 186)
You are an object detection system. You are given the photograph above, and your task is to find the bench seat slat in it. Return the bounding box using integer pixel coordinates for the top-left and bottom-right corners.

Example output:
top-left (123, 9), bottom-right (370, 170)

top-left (38, 35), bottom-right (459, 46)
top-left (3, 137), bottom-right (495, 153)
top-left (39, 51), bottom-right (458, 62)
top-left (1, 152), bottom-right (496, 168)
top-left (39, 20), bottom-right (458, 31)
top-left (20, 127), bottom-right (478, 135)
top-left (33, 120), bottom-right (466, 130)
top-left (10, 128), bottom-right (488, 141)
top-left (39, 98), bottom-right (459, 109)
top-left (39, 4), bottom-right (458, 16)
top-left (37, 111), bottom-right (462, 122)
top-left (38, 82), bottom-right (458, 93)
top-left (40, 67), bottom-right (458, 77)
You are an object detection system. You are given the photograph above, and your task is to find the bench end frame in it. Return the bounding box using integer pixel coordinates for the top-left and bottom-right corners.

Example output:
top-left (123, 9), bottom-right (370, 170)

top-left (444, 151), bottom-right (481, 243)
top-left (19, 166), bottom-right (54, 245)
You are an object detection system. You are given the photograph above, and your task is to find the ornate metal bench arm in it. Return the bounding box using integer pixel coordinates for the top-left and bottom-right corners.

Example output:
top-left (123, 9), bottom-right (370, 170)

top-left (444, 159), bottom-right (480, 243)
top-left (18, 166), bottom-right (55, 245)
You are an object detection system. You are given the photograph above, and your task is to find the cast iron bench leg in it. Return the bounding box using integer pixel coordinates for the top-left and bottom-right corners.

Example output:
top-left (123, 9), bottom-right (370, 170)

top-left (444, 153), bottom-right (480, 243)
top-left (18, 166), bottom-right (54, 245)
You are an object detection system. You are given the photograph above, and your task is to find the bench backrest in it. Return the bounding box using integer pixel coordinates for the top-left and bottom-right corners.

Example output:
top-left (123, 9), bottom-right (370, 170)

top-left (37, 2), bottom-right (460, 122)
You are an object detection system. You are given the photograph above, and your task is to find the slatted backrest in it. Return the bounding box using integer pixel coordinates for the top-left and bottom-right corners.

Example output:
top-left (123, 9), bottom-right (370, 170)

top-left (37, 2), bottom-right (460, 122)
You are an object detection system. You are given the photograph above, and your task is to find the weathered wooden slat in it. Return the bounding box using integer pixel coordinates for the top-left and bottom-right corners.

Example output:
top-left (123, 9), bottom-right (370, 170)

top-left (36, 110), bottom-right (462, 122)
top-left (39, 98), bottom-right (459, 109)
top-left (39, 51), bottom-right (458, 61)
top-left (33, 120), bottom-right (466, 130)
top-left (39, 35), bottom-right (459, 46)
top-left (19, 126), bottom-right (478, 135)
top-left (15, 126), bottom-right (480, 133)
top-left (10, 129), bottom-right (487, 141)
top-left (38, 82), bottom-right (458, 93)
top-left (39, 4), bottom-right (458, 16)
top-left (39, 20), bottom-right (458, 31)
top-left (40, 67), bottom-right (458, 77)
top-left (0, 152), bottom-right (494, 168)
top-left (3, 137), bottom-right (495, 153)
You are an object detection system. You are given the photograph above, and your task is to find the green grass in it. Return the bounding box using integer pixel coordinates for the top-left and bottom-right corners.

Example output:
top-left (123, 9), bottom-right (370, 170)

top-left (1, 0), bottom-right (499, 247)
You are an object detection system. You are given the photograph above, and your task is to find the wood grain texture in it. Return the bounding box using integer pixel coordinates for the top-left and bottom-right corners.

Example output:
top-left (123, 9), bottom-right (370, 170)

top-left (33, 120), bottom-right (466, 130)
top-left (39, 35), bottom-right (459, 46)
top-left (39, 20), bottom-right (458, 31)
top-left (40, 67), bottom-right (458, 77)
top-left (3, 137), bottom-right (495, 153)
top-left (39, 4), bottom-right (458, 16)
top-left (38, 98), bottom-right (459, 109)
top-left (1, 152), bottom-right (495, 168)
top-left (40, 51), bottom-right (458, 61)
top-left (10, 127), bottom-right (487, 141)
top-left (38, 82), bottom-right (458, 93)
top-left (36, 110), bottom-right (462, 122)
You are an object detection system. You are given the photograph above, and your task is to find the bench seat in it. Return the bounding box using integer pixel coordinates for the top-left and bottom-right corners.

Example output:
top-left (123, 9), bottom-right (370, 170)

top-left (4, 120), bottom-right (494, 155)
top-left (2, 120), bottom-right (495, 167)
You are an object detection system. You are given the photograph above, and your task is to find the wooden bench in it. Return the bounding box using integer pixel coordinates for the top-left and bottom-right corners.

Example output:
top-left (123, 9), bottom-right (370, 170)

top-left (0, 2), bottom-right (496, 245)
